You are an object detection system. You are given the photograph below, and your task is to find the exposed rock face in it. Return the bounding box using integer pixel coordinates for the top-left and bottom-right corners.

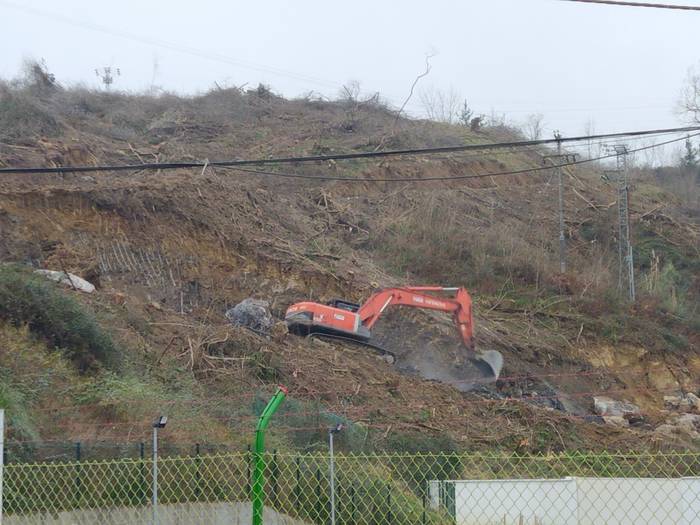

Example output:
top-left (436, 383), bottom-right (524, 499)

top-left (664, 392), bottom-right (700, 411)
top-left (602, 416), bottom-right (629, 428)
top-left (685, 393), bottom-right (700, 411)
top-left (654, 414), bottom-right (700, 441)
top-left (593, 396), bottom-right (641, 417)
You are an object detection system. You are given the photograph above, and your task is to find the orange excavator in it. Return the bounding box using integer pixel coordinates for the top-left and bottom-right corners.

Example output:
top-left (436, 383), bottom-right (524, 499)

top-left (285, 286), bottom-right (503, 379)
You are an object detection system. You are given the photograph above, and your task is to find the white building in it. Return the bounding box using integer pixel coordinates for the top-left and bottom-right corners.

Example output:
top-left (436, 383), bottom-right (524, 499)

top-left (429, 477), bottom-right (700, 525)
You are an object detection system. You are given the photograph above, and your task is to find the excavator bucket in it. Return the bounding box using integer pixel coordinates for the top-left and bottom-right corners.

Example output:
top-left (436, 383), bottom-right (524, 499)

top-left (470, 349), bottom-right (504, 380)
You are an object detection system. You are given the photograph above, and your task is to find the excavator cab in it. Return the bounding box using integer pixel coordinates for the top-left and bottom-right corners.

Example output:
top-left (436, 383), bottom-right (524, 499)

top-left (327, 299), bottom-right (360, 312)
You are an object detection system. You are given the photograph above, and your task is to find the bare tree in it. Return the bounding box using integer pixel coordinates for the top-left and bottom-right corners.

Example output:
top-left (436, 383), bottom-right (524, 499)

top-left (420, 86), bottom-right (461, 124)
top-left (339, 80), bottom-right (361, 104)
top-left (393, 54), bottom-right (433, 123)
top-left (374, 54), bottom-right (433, 151)
top-left (679, 63), bottom-right (700, 123)
top-left (523, 113), bottom-right (545, 140)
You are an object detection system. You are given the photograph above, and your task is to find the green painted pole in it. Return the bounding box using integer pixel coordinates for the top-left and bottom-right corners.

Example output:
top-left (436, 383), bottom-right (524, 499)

top-left (252, 386), bottom-right (287, 525)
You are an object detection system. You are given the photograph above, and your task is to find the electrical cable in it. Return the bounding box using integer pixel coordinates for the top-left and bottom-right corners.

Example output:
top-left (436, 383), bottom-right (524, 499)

top-left (220, 131), bottom-right (700, 182)
top-left (1, 126), bottom-right (698, 176)
top-left (561, 0), bottom-right (700, 10)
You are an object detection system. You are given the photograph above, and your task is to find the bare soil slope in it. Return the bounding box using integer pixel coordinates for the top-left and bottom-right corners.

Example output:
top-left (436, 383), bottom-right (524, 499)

top-left (1, 81), bottom-right (698, 454)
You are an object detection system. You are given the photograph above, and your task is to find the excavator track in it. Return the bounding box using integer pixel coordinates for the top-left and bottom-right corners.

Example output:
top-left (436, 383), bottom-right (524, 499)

top-left (306, 332), bottom-right (396, 364)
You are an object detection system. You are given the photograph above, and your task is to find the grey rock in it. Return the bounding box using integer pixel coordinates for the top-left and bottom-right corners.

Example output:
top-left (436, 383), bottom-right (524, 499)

top-left (593, 396), bottom-right (640, 417)
top-left (685, 392), bottom-right (700, 411)
top-left (225, 298), bottom-right (273, 332)
top-left (602, 416), bottom-right (629, 428)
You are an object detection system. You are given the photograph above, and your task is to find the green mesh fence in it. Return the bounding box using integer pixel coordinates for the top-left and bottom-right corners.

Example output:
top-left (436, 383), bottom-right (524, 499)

top-left (3, 451), bottom-right (700, 524)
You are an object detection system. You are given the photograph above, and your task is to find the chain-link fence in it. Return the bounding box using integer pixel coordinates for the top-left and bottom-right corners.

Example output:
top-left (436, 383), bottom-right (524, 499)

top-left (3, 441), bottom-right (234, 464)
top-left (3, 451), bottom-right (699, 524)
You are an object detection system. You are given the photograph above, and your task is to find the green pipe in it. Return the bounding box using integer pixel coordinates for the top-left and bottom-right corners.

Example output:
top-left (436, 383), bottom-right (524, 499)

top-left (252, 386), bottom-right (287, 525)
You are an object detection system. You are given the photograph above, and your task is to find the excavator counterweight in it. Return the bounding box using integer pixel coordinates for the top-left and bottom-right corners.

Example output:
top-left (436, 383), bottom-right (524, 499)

top-left (285, 286), bottom-right (503, 379)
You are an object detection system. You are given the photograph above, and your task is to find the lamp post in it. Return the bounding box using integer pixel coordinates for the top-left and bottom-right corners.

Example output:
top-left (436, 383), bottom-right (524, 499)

top-left (152, 416), bottom-right (167, 525)
top-left (328, 423), bottom-right (344, 525)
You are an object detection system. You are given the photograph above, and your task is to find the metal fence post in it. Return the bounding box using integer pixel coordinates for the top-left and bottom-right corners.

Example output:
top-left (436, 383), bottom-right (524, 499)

top-left (0, 409), bottom-right (4, 525)
top-left (294, 456), bottom-right (301, 512)
top-left (252, 386), bottom-right (287, 525)
top-left (329, 433), bottom-right (335, 525)
top-left (271, 449), bottom-right (279, 509)
top-left (140, 442), bottom-right (146, 505)
top-left (247, 444), bottom-right (252, 496)
top-left (315, 468), bottom-right (321, 522)
top-left (195, 443), bottom-right (201, 502)
top-left (152, 426), bottom-right (158, 525)
top-left (74, 442), bottom-right (82, 508)
top-left (350, 485), bottom-right (356, 524)
top-left (386, 487), bottom-right (392, 524)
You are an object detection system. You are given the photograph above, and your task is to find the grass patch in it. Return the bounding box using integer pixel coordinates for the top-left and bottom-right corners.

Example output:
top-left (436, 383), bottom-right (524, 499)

top-left (0, 264), bottom-right (120, 371)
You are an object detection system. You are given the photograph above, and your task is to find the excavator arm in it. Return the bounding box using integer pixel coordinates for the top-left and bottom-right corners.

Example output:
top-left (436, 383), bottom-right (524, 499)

top-left (285, 285), bottom-right (502, 378)
top-left (358, 286), bottom-right (474, 350)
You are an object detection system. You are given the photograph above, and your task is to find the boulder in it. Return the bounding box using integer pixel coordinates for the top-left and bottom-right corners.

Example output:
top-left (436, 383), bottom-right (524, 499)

top-left (225, 298), bottom-right (273, 333)
top-left (664, 395), bottom-right (683, 409)
top-left (602, 416), bottom-right (629, 428)
top-left (664, 393), bottom-right (700, 411)
top-left (685, 392), bottom-right (700, 411)
top-left (653, 423), bottom-right (678, 439)
top-left (35, 269), bottom-right (95, 293)
top-left (593, 396), bottom-right (640, 417)
top-left (675, 414), bottom-right (700, 434)
top-left (654, 415), bottom-right (700, 441)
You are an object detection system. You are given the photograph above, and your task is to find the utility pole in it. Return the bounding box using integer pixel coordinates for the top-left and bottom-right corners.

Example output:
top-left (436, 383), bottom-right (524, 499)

top-left (95, 66), bottom-right (120, 90)
top-left (604, 144), bottom-right (635, 301)
top-left (543, 133), bottom-right (577, 273)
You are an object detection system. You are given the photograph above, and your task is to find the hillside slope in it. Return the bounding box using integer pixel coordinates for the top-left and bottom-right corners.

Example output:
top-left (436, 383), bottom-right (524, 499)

top-left (0, 79), bottom-right (698, 456)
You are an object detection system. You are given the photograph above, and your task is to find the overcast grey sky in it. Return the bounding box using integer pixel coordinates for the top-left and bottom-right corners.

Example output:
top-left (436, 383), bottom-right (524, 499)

top-left (1, 0), bottom-right (699, 141)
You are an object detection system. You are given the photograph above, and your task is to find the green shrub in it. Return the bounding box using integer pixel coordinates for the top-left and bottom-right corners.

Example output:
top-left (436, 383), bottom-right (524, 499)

top-left (0, 265), bottom-right (120, 371)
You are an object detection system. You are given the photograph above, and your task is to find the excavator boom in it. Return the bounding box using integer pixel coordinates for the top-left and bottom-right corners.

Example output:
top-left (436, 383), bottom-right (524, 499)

top-left (357, 287), bottom-right (474, 350)
top-left (285, 286), bottom-right (502, 378)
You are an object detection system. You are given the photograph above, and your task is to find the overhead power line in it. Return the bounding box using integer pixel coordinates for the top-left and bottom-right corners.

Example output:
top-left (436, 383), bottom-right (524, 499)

top-left (561, 0), bottom-right (700, 10)
top-left (222, 132), bottom-right (700, 182)
top-left (1, 125), bottom-right (698, 176)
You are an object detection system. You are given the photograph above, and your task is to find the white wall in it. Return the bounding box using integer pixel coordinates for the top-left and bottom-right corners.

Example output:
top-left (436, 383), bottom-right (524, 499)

top-left (431, 477), bottom-right (700, 525)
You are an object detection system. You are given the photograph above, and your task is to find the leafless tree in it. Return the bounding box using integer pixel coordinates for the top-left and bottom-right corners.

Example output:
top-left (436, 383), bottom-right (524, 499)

top-left (679, 63), bottom-right (700, 123)
top-left (523, 113), bottom-right (545, 140)
top-left (374, 54), bottom-right (433, 151)
top-left (339, 80), bottom-right (361, 104)
top-left (393, 54), bottom-right (433, 123)
top-left (420, 86), bottom-right (461, 124)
